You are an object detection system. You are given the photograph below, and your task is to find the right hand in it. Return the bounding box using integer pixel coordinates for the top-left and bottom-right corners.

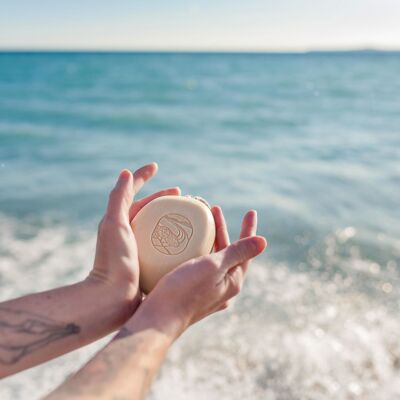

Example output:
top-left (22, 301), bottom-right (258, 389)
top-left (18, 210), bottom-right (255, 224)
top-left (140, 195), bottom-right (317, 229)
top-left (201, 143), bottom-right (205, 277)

top-left (131, 207), bottom-right (267, 339)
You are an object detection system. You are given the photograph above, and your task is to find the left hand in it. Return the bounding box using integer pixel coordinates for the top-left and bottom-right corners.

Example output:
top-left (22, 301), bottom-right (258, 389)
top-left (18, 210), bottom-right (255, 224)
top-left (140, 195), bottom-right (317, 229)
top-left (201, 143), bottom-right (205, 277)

top-left (87, 163), bottom-right (181, 313)
top-left (127, 207), bottom-right (266, 339)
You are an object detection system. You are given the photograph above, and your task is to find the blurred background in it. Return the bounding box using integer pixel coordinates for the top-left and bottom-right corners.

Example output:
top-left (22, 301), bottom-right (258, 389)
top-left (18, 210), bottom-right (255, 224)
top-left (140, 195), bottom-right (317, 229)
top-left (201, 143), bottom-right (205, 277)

top-left (1, 1), bottom-right (400, 399)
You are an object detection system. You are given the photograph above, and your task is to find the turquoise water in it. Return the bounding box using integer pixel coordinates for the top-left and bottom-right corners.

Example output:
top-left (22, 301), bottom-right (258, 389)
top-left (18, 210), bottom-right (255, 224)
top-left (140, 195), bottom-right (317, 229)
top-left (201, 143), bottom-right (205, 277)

top-left (1, 52), bottom-right (400, 399)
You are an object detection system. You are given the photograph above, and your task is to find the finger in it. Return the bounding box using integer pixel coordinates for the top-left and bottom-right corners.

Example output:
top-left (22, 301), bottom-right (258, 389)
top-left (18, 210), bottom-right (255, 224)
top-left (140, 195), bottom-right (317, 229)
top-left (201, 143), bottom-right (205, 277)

top-left (223, 212), bottom-right (264, 298)
top-left (240, 210), bottom-right (257, 239)
top-left (225, 265), bottom-right (246, 299)
top-left (219, 235), bottom-right (267, 272)
top-left (239, 210), bottom-right (258, 274)
top-left (106, 169), bottom-right (134, 219)
top-left (129, 187), bottom-right (181, 221)
top-left (211, 206), bottom-right (230, 252)
top-left (132, 162), bottom-right (158, 199)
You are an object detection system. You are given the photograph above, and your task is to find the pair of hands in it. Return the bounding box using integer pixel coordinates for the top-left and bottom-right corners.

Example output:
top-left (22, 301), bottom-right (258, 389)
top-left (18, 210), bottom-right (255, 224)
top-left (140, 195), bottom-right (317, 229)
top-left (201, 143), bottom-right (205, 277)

top-left (87, 163), bottom-right (267, 338)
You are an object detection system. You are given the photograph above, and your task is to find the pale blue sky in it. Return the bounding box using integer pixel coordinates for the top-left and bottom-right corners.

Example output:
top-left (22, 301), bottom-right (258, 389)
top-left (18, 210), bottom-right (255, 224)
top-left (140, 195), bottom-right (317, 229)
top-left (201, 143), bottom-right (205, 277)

top-left (1, 0), bottom-right (399, 51)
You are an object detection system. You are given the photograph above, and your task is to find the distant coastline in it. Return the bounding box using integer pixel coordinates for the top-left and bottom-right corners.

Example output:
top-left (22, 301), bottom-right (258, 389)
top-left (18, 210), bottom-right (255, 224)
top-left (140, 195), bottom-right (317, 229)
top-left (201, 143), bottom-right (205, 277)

top-left (0, 48), bottom-right (399, 55)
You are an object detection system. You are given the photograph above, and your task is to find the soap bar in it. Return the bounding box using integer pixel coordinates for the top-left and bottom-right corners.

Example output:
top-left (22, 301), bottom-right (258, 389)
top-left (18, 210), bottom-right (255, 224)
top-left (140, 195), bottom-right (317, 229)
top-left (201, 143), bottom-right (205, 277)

top-left (131, 195), bottom-right (216, 293)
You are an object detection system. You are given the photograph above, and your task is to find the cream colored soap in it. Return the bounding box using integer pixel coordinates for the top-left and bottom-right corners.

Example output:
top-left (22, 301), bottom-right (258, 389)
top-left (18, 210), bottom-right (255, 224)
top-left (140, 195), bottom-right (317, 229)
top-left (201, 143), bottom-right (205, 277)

top-left (131, 195), bottom-right (216, 293)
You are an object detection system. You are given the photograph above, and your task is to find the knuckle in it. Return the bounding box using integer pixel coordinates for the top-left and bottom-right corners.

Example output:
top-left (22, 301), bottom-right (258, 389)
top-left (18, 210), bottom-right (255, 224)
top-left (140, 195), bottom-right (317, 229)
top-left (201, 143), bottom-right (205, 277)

top-left (248, 239), bottom-right (258, 254)
top-left (229, 242), bottom-right (245, 263)
top-left (203, 255), bottom-right (219, 269)
top-left (231, 282), bottom-right (241, 295)
top-left (229, 271), bottom-right (242, 295)
top-left (221, 301), bottom-right (229, 310)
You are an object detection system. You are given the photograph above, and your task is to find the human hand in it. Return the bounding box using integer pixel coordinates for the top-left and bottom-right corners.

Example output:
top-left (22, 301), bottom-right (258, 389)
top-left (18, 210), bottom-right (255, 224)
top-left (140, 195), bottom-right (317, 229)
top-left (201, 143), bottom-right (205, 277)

top-left (87, 163), bottom-right (181, 314)
top-left (129, 207), bottom-right (267, 339)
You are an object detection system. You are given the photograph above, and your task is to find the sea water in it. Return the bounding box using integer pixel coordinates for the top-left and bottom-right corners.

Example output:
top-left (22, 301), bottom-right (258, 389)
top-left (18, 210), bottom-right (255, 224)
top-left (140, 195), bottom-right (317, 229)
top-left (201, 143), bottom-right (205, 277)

top-left (0, 52), bottom-right (399, 399)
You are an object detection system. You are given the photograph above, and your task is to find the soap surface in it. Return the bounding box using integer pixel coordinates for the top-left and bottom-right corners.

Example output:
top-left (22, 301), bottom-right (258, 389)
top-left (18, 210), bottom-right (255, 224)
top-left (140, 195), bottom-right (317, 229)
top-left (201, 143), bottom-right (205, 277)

top-left (131, 195), bottom-right (216, 293)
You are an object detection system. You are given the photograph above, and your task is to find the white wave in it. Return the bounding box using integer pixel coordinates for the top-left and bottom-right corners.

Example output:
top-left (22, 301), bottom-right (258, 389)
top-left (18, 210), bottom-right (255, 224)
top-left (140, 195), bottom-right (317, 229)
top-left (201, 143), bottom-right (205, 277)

top-left (148, 262), bottom-right (400, 400)
top-left (0, 215), bottom-right (399, 400)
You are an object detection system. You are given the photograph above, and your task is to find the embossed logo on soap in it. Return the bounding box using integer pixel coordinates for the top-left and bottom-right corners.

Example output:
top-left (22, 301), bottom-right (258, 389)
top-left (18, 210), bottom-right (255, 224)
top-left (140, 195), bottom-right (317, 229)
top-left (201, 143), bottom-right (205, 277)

top-left (151, 214), bottom-right (193, 255)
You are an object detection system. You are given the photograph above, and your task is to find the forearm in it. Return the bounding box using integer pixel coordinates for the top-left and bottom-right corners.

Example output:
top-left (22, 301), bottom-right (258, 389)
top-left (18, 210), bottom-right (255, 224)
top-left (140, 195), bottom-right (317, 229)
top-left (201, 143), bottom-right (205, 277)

top-left (0, 279), bottom-right (137, 378)
top-left (46, 303), bottom-right (181, 400)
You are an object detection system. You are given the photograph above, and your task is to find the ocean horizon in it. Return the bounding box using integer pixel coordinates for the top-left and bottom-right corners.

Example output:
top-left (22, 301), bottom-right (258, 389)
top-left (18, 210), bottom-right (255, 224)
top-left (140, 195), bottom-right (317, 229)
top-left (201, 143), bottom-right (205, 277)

top-left (1, 48), bottom-right (400, 54)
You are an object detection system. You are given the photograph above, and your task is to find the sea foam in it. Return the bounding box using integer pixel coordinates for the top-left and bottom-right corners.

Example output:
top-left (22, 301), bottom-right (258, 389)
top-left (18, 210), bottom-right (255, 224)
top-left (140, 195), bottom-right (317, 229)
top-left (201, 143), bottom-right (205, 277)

top-left (0, 215), bottom-right (399, 400)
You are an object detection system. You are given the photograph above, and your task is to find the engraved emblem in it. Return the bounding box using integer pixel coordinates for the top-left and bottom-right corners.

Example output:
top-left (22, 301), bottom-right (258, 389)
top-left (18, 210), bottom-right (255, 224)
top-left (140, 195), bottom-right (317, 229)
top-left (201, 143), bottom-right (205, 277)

top-left (151, 213), bottom-right (193, 255)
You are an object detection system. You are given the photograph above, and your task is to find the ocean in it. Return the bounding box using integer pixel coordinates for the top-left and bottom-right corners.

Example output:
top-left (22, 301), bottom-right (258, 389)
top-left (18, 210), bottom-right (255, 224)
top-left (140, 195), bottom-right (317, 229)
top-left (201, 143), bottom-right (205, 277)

top-left (0, 51), bottom-right (399, 399)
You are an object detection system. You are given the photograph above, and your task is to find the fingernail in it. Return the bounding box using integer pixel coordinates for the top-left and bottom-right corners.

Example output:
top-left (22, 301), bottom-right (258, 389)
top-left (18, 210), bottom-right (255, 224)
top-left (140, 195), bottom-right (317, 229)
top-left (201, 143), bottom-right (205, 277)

top-left (117, 170), bottom-right (130, 185)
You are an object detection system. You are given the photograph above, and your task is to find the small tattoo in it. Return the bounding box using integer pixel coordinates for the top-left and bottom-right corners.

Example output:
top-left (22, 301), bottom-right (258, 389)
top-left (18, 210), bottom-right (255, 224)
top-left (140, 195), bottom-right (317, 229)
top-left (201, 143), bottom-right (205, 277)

top-left (113, 326), bottom-right (132, 340)
top-left (0, 307), bottom-right (80, 364)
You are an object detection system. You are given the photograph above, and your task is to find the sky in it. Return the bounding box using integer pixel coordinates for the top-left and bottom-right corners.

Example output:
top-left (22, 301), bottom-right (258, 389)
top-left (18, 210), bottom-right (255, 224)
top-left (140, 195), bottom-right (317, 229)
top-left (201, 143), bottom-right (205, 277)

top-left (1, 0), bottom-right (400, 51)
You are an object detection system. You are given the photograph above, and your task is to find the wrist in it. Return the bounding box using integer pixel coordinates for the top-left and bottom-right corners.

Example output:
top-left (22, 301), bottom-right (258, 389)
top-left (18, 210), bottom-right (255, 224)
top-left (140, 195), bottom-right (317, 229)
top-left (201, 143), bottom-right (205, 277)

top-left (83, 276), bottom-right (141, 325)
top-left (124, 298), bottom-right (186, 343)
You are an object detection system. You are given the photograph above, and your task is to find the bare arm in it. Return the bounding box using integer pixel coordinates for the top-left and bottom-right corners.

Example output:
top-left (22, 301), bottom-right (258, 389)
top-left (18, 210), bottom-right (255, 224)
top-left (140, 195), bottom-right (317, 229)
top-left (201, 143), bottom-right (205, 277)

top-left (0, 279), bottom-right (131, 377)
top-left (46, 207), bottom-right (267, 399)
top-left (0, 164), bottom-right (180, 378)
top-left (45, 310), bottom-right (178, 400)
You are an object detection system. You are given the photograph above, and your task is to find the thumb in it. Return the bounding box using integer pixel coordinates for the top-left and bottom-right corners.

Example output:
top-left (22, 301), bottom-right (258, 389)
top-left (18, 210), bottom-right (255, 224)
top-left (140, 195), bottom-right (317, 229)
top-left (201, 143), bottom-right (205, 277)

top-left (106, 170), bottom-right (134, 219)
top-left (219, 236), bottom-right (266, 271)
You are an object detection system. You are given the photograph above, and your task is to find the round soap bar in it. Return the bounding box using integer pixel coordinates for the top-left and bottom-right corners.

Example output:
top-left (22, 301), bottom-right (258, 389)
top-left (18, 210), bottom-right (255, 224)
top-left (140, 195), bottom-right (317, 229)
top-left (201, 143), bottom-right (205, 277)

top-left (131, 195), bottom-right (216, 293)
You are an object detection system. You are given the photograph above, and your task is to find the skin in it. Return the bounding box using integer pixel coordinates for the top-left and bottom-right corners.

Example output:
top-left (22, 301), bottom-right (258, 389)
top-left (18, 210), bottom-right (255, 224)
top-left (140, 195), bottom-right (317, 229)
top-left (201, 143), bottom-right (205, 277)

top-left (46, 169), bottom-right (267, 400)
top-left (0, 163), bottom-right (181, 378)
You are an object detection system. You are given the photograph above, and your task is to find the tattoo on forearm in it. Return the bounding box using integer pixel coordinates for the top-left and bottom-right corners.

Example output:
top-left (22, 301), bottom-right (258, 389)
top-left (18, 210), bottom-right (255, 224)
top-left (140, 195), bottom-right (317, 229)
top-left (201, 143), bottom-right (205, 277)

top-left (0, 307), bottom-right (80, 364)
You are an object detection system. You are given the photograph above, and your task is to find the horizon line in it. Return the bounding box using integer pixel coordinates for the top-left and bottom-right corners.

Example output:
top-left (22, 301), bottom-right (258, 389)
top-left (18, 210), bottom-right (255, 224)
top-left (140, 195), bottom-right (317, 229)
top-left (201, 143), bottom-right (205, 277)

top-left (1, 47), bottom-right (400, 54)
